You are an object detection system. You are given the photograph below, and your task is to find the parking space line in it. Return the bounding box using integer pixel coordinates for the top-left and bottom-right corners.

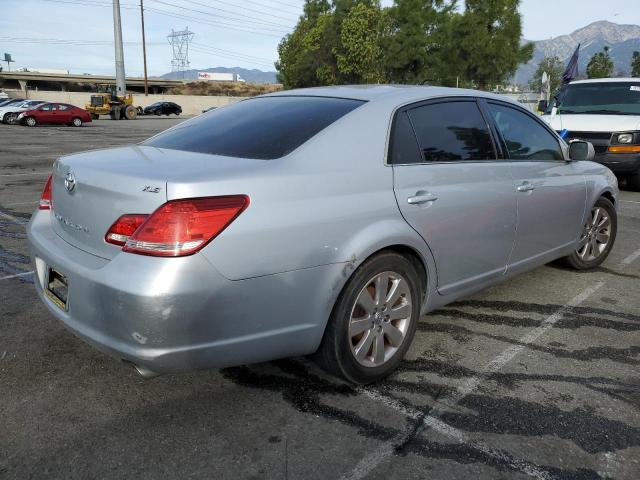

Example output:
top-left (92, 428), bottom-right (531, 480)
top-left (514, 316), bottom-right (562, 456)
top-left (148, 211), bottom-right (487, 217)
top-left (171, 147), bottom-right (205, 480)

top-left (340, 282), bottom-right (605, 480)
top-left (356, 389), bottom-right (556, 480)
top-left (3, 200), bottom-right (37, 207)
top-left (0, 171), bottom-right (50, 177)
top-left (620, 200), bottom-right (640, 205)
top-left (0, 271), bottom-right (33, 281)
top-left (622, 247), bottom-right (640, 265)
top-left (0, 210), bottom-right (27, 224)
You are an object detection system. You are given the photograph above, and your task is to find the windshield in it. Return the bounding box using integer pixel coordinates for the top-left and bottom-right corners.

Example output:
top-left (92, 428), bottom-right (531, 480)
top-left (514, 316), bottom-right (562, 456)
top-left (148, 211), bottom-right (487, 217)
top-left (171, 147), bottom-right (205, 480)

top-left (556, 82), bottom-right (640, 115)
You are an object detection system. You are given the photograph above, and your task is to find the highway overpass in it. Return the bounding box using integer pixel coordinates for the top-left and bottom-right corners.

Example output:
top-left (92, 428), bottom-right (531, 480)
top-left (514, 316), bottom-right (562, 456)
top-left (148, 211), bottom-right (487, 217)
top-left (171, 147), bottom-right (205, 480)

top-left (0, 71), bottom-right (185, 94)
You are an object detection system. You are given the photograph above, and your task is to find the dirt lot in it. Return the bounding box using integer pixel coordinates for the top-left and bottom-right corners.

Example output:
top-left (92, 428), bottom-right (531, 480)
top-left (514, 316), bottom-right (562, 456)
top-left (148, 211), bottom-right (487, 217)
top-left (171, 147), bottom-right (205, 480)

top-left (1, 118), bottom-right (639, 480)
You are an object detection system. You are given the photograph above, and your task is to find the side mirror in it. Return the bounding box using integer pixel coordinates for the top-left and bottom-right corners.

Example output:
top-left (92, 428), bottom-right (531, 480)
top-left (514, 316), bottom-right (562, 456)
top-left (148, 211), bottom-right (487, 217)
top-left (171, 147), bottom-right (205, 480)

top-left (537, 100), bottom-right (548, 112)
top-left (569, 140), bottom-right (595, 162)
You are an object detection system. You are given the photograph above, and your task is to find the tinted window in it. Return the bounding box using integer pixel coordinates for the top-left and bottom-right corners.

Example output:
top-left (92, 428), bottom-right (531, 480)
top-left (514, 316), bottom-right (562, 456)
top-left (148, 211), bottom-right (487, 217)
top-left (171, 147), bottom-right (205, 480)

top-left (407, 101), bottom-right (495, 162)
top-left (488, 103), bottom-right (563, 160)
top-left (40, 104), bottom-right (54, 111)
top-left (389, 111), bottom-right (422, 164)
top-left (144, 96), bottom-right (364, 159)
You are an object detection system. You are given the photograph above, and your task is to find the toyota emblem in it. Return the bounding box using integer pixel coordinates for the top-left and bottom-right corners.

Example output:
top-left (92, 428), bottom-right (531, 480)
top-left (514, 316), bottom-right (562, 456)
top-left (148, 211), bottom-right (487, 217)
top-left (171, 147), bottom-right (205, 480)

top-left (64, 171), bottom-right (76, 192)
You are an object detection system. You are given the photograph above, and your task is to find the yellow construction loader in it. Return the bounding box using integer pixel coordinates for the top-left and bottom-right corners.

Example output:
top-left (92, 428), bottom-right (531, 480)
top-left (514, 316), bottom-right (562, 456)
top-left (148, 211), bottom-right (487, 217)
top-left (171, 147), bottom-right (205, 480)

top-left (85, 89), bottom-right (139, 120)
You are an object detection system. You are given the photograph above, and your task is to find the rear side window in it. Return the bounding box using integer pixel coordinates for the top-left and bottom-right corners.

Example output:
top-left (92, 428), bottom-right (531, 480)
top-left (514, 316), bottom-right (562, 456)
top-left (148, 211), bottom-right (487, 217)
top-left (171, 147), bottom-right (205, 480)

top-left (144, 96), bottom-right (365, 159)
top-left (389, 111), bottom-right (422, 164)
top-left (407, 101), bottom-right (495, 162)
top-left (488, 103), bottom-right (563, 161)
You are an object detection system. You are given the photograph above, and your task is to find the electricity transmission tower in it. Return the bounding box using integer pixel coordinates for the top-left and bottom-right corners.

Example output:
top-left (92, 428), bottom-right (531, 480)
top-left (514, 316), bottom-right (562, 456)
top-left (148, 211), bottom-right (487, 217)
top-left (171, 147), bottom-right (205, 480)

top-left (167, 28), bottom-right (194, 78)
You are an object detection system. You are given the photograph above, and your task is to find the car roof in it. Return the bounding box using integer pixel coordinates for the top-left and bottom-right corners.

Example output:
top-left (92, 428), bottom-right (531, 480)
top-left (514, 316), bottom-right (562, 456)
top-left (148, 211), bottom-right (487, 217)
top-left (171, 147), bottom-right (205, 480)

top-left (570, 78), bottom-right (640, 85)
top-left (263, 85), bottom-right (519, 106)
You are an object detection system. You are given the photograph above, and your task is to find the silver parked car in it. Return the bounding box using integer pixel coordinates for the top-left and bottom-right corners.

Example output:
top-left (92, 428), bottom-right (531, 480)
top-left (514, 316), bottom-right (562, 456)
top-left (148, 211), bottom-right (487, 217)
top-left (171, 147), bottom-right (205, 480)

top-left (28, 86), bottom-right (618, 383)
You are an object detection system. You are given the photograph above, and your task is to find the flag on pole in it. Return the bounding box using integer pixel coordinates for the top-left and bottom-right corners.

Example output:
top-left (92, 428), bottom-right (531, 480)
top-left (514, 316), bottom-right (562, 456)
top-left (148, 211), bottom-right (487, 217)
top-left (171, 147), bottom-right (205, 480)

top-left (555, 44), bottom-right (580, 105)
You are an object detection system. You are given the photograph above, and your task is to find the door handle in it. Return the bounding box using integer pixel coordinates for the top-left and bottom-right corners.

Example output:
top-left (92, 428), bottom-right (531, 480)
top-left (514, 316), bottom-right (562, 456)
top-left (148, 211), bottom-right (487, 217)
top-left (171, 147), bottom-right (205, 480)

top-left (407, 192), bottom-right (438, 205)
top-left (516, 182), bottom-right (535, 193)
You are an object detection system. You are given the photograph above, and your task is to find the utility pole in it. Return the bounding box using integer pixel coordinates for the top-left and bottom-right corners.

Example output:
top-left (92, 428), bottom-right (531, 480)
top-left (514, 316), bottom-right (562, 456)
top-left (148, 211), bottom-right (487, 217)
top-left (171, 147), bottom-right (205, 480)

top-left (113, 0), bottom-right (126, 96)
top-left (140, 0), bottom-right (149, 95)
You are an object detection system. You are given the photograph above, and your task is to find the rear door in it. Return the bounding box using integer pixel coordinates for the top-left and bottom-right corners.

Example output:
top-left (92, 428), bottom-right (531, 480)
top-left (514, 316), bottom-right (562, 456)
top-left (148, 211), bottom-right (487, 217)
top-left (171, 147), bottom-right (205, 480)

top-left (483, 101), bottom-right (586, 267)
top-left (56, 104), bottom-right (72, 123)
top-left (391, 98), bottom-right (517, 295)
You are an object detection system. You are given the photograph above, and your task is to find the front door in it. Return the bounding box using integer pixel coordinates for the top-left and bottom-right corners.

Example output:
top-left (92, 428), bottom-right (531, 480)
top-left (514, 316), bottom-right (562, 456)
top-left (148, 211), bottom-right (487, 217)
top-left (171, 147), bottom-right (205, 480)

top-left (484, 101), bottom-right (586, 267)
top-left (391, 98), bottom-right (517, 295)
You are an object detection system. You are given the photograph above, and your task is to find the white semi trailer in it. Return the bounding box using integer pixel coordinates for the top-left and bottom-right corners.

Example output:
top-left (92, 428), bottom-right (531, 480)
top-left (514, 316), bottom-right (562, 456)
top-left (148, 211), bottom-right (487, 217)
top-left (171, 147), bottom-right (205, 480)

top-left (197, 71), bottom-right (245, 82)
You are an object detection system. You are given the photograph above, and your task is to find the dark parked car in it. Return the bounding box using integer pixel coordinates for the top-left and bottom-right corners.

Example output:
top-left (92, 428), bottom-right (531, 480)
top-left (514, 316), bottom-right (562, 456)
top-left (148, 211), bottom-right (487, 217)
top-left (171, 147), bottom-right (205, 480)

top-left (143, 102), bottom-right (182, 116)
top-left (18, 102), bottom-right (92, 127)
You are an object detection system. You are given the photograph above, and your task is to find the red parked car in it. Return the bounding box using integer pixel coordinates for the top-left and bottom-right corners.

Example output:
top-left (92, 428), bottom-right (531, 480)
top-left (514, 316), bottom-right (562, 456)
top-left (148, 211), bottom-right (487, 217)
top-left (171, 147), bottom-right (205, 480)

top-left (18, 103), bottom-right (92, 127)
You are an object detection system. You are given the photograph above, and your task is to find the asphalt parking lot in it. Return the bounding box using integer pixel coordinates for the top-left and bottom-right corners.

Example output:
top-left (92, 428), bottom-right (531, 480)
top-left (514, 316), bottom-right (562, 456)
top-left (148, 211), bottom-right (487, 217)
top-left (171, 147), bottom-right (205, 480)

top-left (1, 118), bottom-right (639, 480)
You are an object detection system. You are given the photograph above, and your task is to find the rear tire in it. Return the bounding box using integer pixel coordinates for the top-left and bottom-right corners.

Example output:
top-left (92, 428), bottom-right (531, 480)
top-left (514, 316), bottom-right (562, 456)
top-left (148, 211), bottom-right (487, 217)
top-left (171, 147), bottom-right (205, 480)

top-left (314, 251), bottom-right (422, 384)
top-left (562, 197), bottom-right (617, 270)
top-left (24, 116), bottom-right (37, 127)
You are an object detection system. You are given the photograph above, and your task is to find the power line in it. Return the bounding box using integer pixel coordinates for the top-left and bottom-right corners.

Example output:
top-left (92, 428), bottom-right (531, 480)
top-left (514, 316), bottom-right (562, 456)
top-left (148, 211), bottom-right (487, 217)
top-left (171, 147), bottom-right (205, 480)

top-left (191, 42), bottom-right (272, 63)
top-left (238, 0), bottom-right (302, 17)
top-left (149, 0), bottom-right (293, 30)
top-left (190, 46), bottom-right (274, 69)
top-left (144, 6), bottom-right (286, 37)
top-left (181, 0), bottom-right (298, 23)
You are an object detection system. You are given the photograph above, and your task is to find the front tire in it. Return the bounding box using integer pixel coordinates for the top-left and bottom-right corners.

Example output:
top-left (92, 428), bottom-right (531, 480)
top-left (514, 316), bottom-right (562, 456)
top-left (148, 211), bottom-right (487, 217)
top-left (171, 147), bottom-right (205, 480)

top-left (2, 112), bottom-right (12, 123)
top-left (71, 117), bottom-right (82, 127)
top-left (563, 197), bottom-right (617, 270)
top-left (315, 251), bottom-right (422, 384)
top-left (24, 116), bottom-right (37, 127)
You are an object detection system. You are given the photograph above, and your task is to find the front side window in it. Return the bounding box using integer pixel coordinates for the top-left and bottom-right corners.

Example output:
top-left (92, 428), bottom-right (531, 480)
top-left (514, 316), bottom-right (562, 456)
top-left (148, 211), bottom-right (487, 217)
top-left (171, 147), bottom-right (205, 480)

top-left (144, 96), bottom-right (365, 159)
top-left (407, 101), bottom-right (495, 162)
top-left (40, 104), bottom-right (54, 111)
top-left (488, 103), bottom-right (563, 161)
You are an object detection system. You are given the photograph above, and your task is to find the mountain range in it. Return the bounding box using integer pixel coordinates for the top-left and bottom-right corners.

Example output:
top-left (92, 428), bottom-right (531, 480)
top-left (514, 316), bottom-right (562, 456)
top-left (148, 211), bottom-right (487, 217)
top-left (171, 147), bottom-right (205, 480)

top-left (515, 21), bottom-right (640, 85)
top-left (160, 66), bottom-right (277, 84)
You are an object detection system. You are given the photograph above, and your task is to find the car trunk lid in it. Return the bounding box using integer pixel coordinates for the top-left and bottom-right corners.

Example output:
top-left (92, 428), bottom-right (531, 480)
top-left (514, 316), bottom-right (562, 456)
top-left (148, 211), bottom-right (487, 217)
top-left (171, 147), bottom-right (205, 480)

top-left (51, 145), bottom-right (265, 260)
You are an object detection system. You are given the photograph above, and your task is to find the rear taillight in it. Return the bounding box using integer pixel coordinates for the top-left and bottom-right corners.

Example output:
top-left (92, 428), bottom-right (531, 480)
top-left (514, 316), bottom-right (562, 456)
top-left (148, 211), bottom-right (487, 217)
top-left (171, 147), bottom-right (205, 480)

top-left (39, 175), bottom-right (53, 210)
top-left (113, 195), bottom-right (249, 257)
top-left (105, 214), bottom-right (149, 246)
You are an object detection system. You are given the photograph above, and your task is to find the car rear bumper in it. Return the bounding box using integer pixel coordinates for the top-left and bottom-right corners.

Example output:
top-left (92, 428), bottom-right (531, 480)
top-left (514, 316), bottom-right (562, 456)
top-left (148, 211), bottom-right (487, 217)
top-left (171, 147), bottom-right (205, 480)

top-left (595, 153), bottom-right (640, 175)
top-left (27, 210), bottom-right (340, 374)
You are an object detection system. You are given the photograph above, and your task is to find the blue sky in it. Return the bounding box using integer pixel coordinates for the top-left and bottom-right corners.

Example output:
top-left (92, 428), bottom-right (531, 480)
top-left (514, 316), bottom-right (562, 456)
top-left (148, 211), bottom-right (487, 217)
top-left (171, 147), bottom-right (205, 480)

top-left (1, 0), bottom-right (640, 76)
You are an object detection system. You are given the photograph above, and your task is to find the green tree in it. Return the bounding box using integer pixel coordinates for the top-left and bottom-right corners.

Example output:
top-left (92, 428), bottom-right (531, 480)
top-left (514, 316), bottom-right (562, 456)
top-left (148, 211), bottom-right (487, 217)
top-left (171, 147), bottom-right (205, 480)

top-left (335, 3), bottom-right (385, 83)
top-left (586, 46), bottom-right (614, 79)
top-left (529, 56), bottom-right (564, 94)
top-left (275, 1), bottom-right (333, 88)
top-left (450, 0), bottom-right (533, 90)
top-left (382, 0), bottom-right (455, 84)
top-left (631, 51), bottom-right (640, 77)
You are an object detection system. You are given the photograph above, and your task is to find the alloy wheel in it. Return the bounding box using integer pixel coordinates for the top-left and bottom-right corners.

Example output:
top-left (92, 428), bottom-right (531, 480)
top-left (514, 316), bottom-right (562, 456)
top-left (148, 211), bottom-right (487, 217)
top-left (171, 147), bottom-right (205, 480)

top-left (576, 206), bottom-right (611, 262)
top-left (348, 271), bottom-right (413, 367)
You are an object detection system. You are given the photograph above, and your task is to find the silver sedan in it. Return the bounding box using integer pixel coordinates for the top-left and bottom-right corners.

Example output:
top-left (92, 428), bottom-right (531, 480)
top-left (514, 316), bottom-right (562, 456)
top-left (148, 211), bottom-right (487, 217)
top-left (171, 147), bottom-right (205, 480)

top-left (27, 86), bottom-right (618, 383)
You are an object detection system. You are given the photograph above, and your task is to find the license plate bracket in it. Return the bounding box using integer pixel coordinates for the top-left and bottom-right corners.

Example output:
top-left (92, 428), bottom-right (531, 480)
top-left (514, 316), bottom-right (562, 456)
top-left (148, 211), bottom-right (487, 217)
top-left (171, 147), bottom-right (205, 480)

top-left (46, 268), bottom-right (68, 311)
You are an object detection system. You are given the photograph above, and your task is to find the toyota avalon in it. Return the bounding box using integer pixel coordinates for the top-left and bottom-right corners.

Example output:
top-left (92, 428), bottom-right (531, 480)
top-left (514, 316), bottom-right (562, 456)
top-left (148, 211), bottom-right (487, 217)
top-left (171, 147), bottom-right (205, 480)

top-left (28, 86), bottom-right (618, 383)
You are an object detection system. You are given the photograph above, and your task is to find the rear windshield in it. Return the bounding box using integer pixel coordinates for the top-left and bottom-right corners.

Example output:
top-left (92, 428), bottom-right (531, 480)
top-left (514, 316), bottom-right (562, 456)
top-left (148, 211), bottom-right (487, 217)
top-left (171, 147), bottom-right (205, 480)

top-left (557, 82), bottom-right (640, 115)
top-left (143, 96), bottom-right (365, 159)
